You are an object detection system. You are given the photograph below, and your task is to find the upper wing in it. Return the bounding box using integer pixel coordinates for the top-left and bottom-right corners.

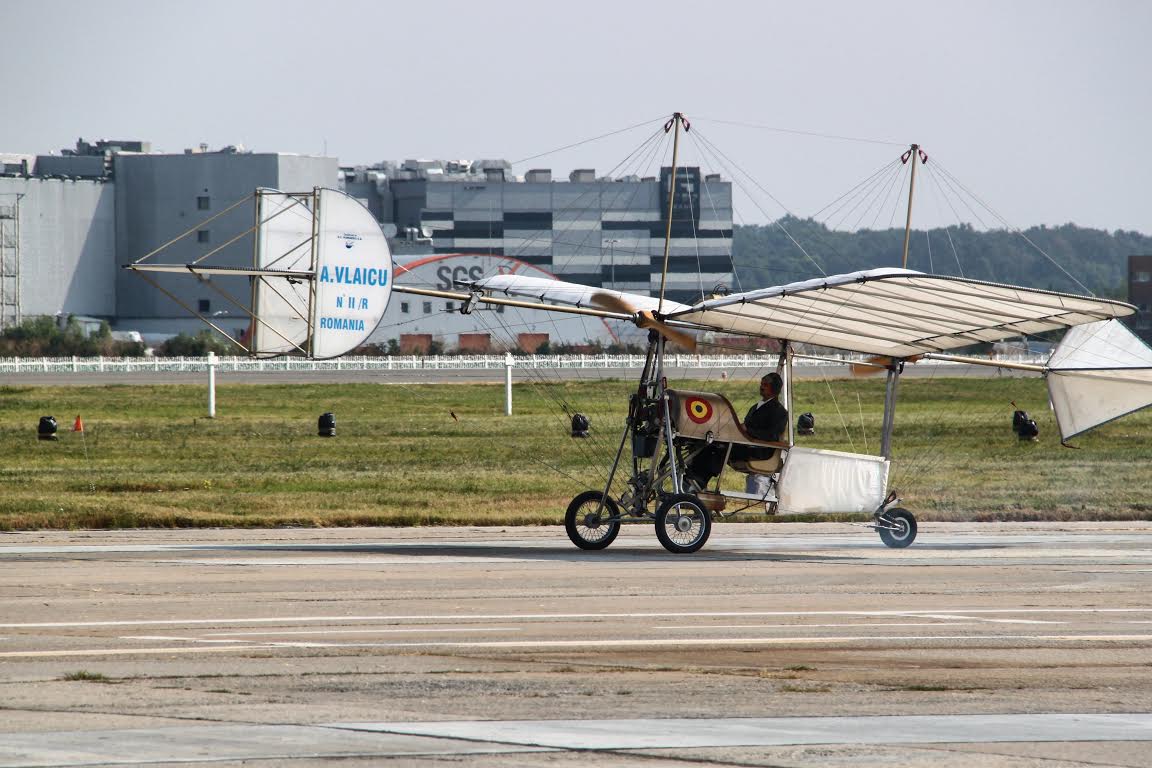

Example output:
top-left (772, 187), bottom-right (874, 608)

top-left (666, 268), bottom-right (1135, 357)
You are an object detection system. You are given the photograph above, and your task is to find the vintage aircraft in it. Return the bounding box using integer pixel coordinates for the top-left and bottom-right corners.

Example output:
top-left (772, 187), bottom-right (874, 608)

top-left (125, 117), bottom-right (1152, 554)
top-left (452, 268), bottom-right (1150, 553)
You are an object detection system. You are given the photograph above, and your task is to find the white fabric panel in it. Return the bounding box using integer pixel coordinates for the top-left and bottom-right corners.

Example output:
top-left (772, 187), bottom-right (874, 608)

top-left (1046, 319), bottom-right (1152, 439)
top-left (776, 447), bottom-right (890, 514)
top-left (474, 274), bottom-right (692, 314)
top-left (311, 188), bottom-right (393, 359)
top-left (1048, 369), bottom-right (1152, 440)
top-left (1048, 319), bottom-right (1152, 369)
top-left (668, 269), bottom-right (1134, 357)
top-left (252, 190), bottom-right (314, 357)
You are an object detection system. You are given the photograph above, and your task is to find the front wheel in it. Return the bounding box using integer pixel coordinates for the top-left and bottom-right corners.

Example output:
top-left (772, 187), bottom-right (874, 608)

top-left (655, 494), bottom-right (712, 554)
top-left (565, 491), bottom-right (621, 550)
top-left (877, 507), bottom-right (917, 548)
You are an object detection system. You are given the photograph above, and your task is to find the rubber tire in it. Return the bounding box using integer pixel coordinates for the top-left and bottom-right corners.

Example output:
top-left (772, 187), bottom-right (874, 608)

top-left (565, 491), bottom-right (621, 550)
top-left (654, 493), bottom-right (712, 554)
top-left (877, 507), bottom-right (917, 548)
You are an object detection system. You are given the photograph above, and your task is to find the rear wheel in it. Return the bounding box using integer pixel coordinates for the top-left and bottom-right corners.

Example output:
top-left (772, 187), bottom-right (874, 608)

top-left (655, 494), bottom-right (712, 554)
top-left (877, 507), bottom-right (917, 548)
top-left (565, 491), bottom-right (621, 550)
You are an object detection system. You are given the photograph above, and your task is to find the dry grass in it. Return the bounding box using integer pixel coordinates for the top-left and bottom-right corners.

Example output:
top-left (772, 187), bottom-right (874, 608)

top-left (0, 374), bottom-right (1148, 530)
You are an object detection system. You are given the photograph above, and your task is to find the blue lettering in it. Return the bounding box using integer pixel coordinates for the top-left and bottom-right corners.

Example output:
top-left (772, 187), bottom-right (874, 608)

top-left (319, 316), bottom-right (366, 332)
top-left (322, 266), bottom-right (388, 286)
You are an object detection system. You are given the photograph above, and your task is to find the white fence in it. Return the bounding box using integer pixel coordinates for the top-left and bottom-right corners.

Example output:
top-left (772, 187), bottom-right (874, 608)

top-left (0, 353), bottom-right (795, 375)
top-left (0, 353), bottom-right (1050, 376)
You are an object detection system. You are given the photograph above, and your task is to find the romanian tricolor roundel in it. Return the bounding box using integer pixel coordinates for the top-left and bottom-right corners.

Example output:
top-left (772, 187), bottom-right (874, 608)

top-left (685, 396), bottom-right (714, 424)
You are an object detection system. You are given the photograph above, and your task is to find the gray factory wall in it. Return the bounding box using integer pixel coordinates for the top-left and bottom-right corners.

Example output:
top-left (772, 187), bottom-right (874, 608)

top-left (113, 153), bottom-right (335, 325)
top-left (0, 176), bottom-right (116, 318)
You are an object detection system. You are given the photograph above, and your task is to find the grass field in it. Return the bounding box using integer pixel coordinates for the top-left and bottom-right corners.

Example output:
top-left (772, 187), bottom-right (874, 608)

top-left (0, 374), bottom-right (1148, 530)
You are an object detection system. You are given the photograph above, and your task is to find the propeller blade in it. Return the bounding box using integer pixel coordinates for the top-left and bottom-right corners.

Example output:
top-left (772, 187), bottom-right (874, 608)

top-left (589, 292), bottom-right (634, 314)
top-left (637, 311), bottom-right (698, 351)
top-left (591, 292), bottom-right (696, 351)
top-left (850, 355), bottom-right (923, 376)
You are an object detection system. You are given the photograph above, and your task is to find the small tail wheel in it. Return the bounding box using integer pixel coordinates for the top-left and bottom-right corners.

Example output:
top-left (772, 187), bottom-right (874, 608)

top-left (565, 491), bottom-right (621, 550)
top-left (655, 494), bottom-right (712, 554)
top-left (877, 507), bottom-right (917, 548)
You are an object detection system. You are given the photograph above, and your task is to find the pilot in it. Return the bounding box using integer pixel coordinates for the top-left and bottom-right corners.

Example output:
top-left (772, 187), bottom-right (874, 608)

top-left (685, 372), bottom-right (788, 491)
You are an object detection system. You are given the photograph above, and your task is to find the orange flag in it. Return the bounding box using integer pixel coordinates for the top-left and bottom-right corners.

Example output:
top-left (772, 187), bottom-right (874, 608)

top-left (73, 415), bottom-right (84, 433)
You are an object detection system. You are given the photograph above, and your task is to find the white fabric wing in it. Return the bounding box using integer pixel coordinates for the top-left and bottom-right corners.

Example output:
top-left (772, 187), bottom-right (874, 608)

top-left (667, 269), bottom-right (1134, 356)
top-left (1046, 320), bottom-right (1152, 440)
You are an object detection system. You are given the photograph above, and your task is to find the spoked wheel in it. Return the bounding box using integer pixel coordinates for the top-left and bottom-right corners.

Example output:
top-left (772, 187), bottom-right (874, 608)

top-left (565, 491), bottom-right (621, 550)
top-left (654, 493), bottom-right (712, 554)
top-left (876, 507), bottom-right (917, 548)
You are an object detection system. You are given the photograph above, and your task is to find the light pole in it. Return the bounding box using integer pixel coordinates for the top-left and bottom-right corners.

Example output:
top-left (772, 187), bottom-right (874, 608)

top-left (604, 238), bottom-right (619, 288)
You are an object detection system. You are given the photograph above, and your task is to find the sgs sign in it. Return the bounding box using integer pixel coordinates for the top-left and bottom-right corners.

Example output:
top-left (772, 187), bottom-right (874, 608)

top-left (435, 265), bottom-right (485, 290)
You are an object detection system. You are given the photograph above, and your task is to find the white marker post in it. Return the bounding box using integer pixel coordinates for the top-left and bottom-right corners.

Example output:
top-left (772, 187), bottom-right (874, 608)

top-left (504, 352), bottom-right (514, 416)
top-left (207, 351), bottom-right (217, 418)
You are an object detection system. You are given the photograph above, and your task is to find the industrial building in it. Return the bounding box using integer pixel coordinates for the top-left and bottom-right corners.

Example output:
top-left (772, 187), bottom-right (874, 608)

top-left (345, 159), bottom-right (734, 305)
top-left (1129, 254), bottom-right (1152, 344)
top-left (1, 140), bottom-right (734, 352)
top-left (1, 139), bottom-right (335, 343)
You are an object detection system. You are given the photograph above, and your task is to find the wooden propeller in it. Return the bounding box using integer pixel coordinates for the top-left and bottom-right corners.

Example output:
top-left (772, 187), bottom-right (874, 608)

top-left (850, 355), bottom-right (923, 376)
top-left (591, 293), bottom-right (697, 351)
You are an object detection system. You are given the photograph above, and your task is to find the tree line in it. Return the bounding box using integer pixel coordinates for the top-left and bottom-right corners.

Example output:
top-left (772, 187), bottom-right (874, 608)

top-left (731, 219), bottom-right (1152, 298)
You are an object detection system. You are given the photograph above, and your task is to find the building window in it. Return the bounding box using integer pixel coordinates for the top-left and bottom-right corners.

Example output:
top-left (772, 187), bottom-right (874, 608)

top-left (423, 301), bottom-right (432, 314)
top-left (197, 229), bottom-right (210, 243)
top-left (197, 196), bottom-right (210, 210)
top-left (446, 301), bottom-right (455, 311)
top-left (400, 302), bottom-right (409, 314)
top-left (198, 299), bottom-right (210, 313)
top-left (1134, 271), bottom-right (1152, 283)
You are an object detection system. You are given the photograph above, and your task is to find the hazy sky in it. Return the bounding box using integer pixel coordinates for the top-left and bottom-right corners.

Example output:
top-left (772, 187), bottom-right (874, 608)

top-left (3, 0), bottom-right (1149, 233)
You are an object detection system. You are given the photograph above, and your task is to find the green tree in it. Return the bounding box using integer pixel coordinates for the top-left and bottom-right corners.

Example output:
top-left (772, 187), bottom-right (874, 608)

top-left (154, 330), bottom-right (235, 357)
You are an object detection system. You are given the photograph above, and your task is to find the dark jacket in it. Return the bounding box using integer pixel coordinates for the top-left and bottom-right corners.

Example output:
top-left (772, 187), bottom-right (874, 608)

top-left (743, 397), bottom-right (788, 459)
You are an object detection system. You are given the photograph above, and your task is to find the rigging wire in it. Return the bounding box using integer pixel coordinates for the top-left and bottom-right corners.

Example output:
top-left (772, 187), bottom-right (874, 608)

top-left (689, 128), bottom-right (828, 277)
top-left (697, 117), bottom-right (907, 147)
top-left (831, 159), bottom-right (898, 232)
top-left (818, 367), bottom-right (857, 454)
top-left (921, 167), bottom-right (967, 276)
top-left (929, 159), bottom-right (1093, 295)
top-left (886, 164), bottom-right (909, 231)
top-left (810, 157), bottom-right (904, 222)
top-left (511, 114), bottom-right (669, 166)
top-left (517, 125), bottom-right (667, 284)
top-left (828, 161), bottom-right (900, 233)
top-left (469, 306), bottom-right (625, 495)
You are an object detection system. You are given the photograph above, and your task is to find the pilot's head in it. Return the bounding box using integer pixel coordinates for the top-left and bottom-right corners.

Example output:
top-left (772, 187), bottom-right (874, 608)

top-left (760, 372), bottom-right (783, 399)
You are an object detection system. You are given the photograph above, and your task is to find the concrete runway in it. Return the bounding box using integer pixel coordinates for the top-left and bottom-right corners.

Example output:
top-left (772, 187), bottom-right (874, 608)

top-left (2, 522), bottom-right (1151, 766)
